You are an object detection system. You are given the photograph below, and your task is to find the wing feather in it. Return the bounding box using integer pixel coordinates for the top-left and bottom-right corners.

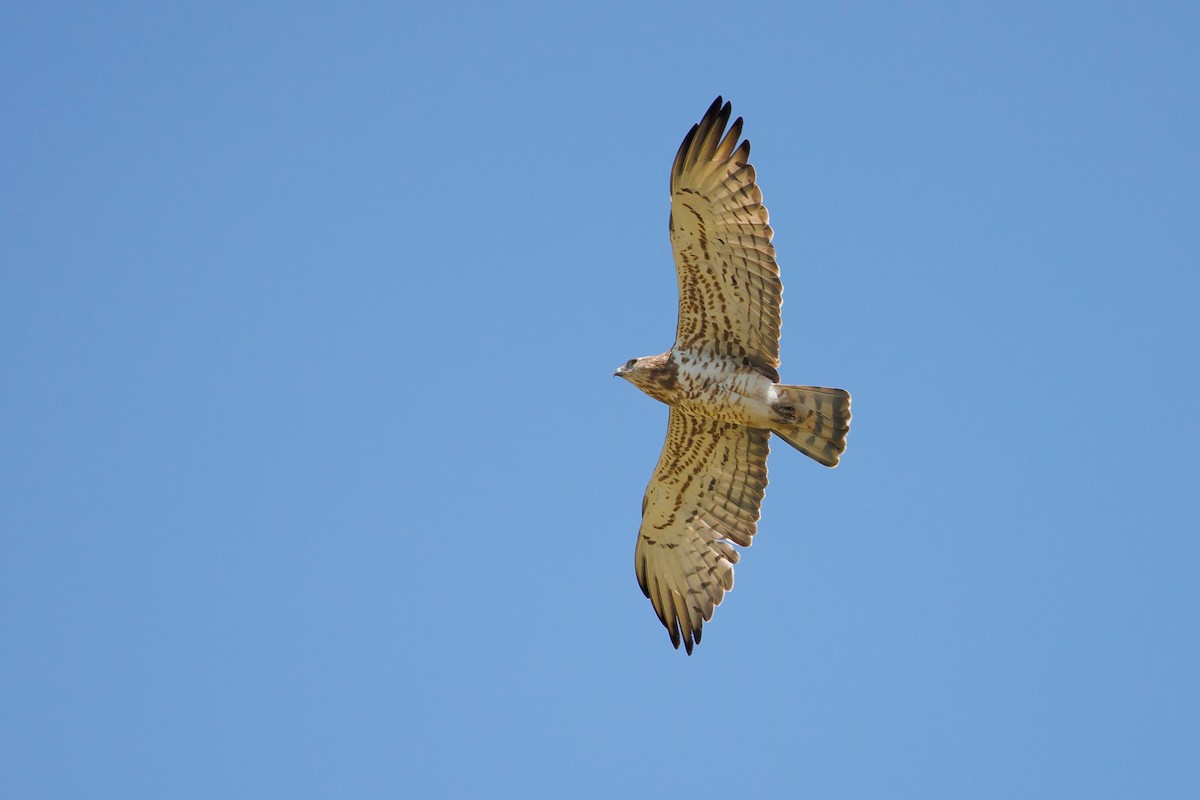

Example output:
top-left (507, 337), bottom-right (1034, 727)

top-left (635, 410), bottom-right (770, 654)
top-left (669, 97), bottom-right (782, 382)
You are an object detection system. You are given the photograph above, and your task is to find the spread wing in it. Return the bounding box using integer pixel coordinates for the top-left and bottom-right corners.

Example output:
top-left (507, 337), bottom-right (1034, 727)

top-left (635, 410), bottom-right (770, 654)
top-left (669, 96), bottom-right (782, 382)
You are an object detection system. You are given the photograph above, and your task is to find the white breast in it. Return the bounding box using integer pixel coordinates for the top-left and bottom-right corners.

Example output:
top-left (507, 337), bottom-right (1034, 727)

top-left (673, 350), bottom-right (775, 427)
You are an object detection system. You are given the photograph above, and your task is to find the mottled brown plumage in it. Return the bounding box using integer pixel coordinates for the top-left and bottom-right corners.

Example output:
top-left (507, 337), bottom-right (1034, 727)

top-left (616, 97), bottom-right (852, 654)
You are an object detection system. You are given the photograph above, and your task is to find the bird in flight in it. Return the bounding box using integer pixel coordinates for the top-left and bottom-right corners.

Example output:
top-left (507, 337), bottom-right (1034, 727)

top-left (615, 97), bottom-right (851, 654)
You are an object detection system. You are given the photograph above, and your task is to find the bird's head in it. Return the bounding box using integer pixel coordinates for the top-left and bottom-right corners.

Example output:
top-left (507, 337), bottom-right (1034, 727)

top-left (613, 352), bottom-right (677, 402)
top-left (613, 357), bottom-right (640, 380)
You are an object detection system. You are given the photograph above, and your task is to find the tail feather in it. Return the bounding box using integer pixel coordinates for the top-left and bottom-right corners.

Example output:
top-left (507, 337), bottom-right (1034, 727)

top-left (769, 385), bottom-right (851, 467)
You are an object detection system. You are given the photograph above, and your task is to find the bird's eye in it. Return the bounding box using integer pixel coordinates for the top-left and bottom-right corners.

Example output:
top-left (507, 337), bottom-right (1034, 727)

top-left (625, 359), bottom-right (637, 369)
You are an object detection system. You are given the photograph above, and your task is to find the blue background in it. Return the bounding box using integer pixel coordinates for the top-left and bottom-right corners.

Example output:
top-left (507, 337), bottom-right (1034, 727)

top-left (4, 2), bottom-right (1198, 797)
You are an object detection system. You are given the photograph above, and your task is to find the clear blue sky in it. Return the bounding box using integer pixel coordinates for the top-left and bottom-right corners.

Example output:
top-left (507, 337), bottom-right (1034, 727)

top-left (3, 2), bottom-right (1198, 797)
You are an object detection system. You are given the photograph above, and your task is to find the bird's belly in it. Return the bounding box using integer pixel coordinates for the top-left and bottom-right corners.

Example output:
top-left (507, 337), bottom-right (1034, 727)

top-left (672, 360), bottom-right (774, 427)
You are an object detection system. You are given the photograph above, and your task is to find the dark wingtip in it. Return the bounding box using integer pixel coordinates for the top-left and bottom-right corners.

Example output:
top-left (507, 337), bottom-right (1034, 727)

top-left (673, 96), bottom-right (738, 188)
top-left (683, 624), bottom-right (702, 655)
top-left (702, 96), bottom-right (732, 130)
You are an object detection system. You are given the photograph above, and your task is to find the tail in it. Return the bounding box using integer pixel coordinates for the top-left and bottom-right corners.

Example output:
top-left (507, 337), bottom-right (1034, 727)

top-left (769, 385), bottom-right (851, 467)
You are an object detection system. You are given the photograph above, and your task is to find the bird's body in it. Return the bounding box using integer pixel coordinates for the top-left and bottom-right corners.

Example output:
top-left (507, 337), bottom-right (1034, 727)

top-left (619, 349), bottom-right (775, 428)
top-left (616, 97), bottom-right (851, 654)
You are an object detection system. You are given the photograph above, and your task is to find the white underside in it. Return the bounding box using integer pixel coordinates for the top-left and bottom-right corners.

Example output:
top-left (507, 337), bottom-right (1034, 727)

top-left (672, 353), bottom-right (777, 428)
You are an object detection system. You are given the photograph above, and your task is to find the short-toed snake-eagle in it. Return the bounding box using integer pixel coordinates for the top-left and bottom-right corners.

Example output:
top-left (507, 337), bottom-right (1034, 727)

top-left (615, 97), bottom-right (851, 654)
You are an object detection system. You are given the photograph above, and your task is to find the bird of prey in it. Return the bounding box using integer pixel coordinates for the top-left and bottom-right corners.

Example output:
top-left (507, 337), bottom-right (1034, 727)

top-left (615, 97), bottom-right (851, 654)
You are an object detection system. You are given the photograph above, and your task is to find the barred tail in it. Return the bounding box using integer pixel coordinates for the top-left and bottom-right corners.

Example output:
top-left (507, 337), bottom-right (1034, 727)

top-left (769, 385), bottom-right (851, 467)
